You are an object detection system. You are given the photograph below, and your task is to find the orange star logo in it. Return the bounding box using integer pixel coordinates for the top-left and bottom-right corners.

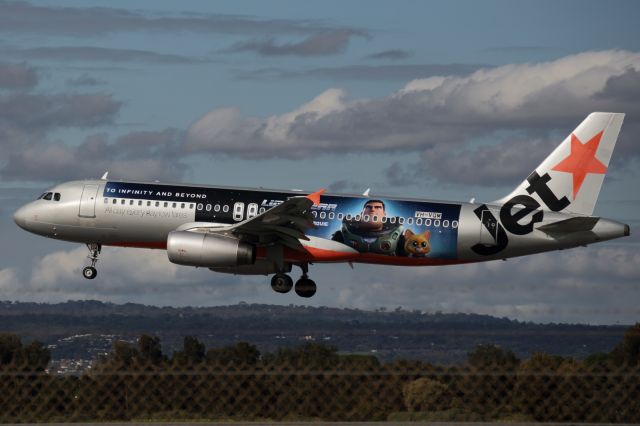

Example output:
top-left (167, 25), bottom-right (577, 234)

top-left (551, 130), bottom-right (607, 199)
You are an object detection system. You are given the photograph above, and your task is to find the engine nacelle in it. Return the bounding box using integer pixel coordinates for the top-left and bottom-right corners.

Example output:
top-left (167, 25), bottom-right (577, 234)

top-left (167, 231), bottom-right (255, 267)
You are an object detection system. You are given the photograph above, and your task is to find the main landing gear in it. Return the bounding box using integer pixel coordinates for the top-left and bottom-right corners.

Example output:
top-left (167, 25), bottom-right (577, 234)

top-left (82, 243), bottom-right (101, 280)
top-left (270, 263), bottom-right (317, 298)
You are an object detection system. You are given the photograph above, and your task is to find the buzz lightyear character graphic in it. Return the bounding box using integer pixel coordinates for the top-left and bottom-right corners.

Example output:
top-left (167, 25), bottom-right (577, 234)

top-left (331, 200), bottom-right (404, 255)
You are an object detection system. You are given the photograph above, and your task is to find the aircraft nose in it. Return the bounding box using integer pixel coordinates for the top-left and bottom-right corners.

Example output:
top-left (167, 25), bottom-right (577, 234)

top-left (13, 206), bottom-right (27, 229)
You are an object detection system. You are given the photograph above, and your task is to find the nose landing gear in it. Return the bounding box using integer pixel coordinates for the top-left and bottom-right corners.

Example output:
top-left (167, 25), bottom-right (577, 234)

top-left (82, 243), bottom-right (101, 280)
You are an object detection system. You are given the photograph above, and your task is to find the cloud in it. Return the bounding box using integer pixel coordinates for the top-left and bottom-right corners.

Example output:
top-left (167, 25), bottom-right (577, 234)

top-left (318, 244), bottom-right (640, 324)
top-left (1, 129), bottom-right (187, 182)
top-left (186, 50), bottom-right (640, 185)
top-left (225, 29), bottom-right (368, 56)
top-left (408, 137), bottom-right (558, 186)
top-left (0, 61), bottom-right (189, 183)
top-left (4, 243), bottom-right (639, 324)
top-left (0, 246), bottom-right (264, 305)
top-left (0, 92), bottom-right (121, 129)
top-left (0, 62), bottom-right (37, 89)
top-left (8, 46), bottom-right (207, 64)
top-left (237, 63), bottom-right (486, 81)
top-left (67, 73), bottom-right (104, 87)
top-left (366, 49), bottom-right (413, 61)
top-left (0, 1), bottom-right (356, 37)
top-left (0, 90), bottom-right (123, 181)
top-left (483, 46), bottom-right (555, 53)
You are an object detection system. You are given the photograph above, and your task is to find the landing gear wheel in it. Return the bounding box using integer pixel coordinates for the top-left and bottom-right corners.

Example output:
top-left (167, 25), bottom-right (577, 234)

top-left (83, 243), bottom-right (101, 280)
top-left (295, 277), bottom-right (316, 298)
top-left (82, 266), bottom-right (97, 280)
top-left (271, 273), bottom-right (293, 293)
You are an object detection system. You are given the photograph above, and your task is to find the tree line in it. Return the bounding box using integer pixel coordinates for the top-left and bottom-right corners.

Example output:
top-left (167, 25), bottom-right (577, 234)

top-left (0, 323), bottom-right (638, 422)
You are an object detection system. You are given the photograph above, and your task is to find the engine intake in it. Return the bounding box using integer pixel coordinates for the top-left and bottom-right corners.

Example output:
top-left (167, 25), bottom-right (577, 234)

top-left (167, 231), bottom-right (255, 267)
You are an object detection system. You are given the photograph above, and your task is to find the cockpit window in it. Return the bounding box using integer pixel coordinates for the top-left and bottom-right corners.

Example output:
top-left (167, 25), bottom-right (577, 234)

top-left (54, 193), bottom-right (61, 201)
top-left (43, 192), bottom-right (53, 201)
top-left (37, 193), bottom-right (46, 199)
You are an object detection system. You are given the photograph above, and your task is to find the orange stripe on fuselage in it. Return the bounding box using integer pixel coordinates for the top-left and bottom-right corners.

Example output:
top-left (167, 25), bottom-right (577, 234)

top-left (107, 241), bottom-right (167, 249)
top-left (107, 241), bottom-right (467, 266)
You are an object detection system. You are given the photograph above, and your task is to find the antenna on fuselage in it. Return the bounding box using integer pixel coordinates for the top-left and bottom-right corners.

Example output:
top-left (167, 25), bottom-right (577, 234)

top-left (101, 171), bottom-right (109, 180)
top-left (362, 188), bottom-right (371, 197)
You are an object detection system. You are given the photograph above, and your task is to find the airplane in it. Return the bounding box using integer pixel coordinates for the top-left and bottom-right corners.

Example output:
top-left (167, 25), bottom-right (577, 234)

top-left (13, 112), bottom-right (630, 298)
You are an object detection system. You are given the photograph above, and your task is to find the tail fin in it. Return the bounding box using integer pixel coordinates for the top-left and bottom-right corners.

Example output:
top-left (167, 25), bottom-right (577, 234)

top-left (497, 112), bottom-right (624, 216)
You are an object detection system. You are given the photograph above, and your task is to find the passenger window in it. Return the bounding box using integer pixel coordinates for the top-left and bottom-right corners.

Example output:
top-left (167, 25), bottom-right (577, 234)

top-left (197, 203), bottom-right (203, 211)
top-left (138, 200), bottom-right (142, 206)
top-left (319, 211), bottom-right (326, 219)
top-left (113, 199), bottom-right (117, 204)
top-left (205, 204), bottom-right (212, 212)
top-left (214, 204), bottom-right (220, 212)
top-left (337, 213), bottom-right (344, 220)
top-left (381, 216), bottom-right (387, 223)
top-left (155, 202), bottom-right (160, 207)
top-left (164, 202), bottom-right (168, 208)
top-left (443, 220), bottom-right (449, 228)
top-left (104, 198), bottom-right (108, 204)
top-left (129, 200), bottom-right (134, 205)
top-left (355, 215), bottom-right (361, 221)
top-left (399, 217), bottom-right (405, 224)
top-left (363, 215), bottom-right (370, 222)
top-left (247, 203), bottom-right (258, 219)
top-left (389, 217), bottom-right (396, 224)
top-left (189, 204), bottom-right (194, 209)
top-left (259, 207), bottom-right (266, 214)
top-left (147, 201), bottom-right (151, 206)
top-left (416, 218), bottom-right (423, 225)
top-left (43, 193), bottom-right (52, 201)
top-left (452, 220), bottom-right (459, 228)
top-left (121, 199), bottom-right (125, 205)
top-left (181, 203), bottom-right (185, 209)
top-left (222, 205), bottom-right (229, 213)
top-left (233, 202), bottom-right (244, 221)
top-left (172, 202), bottom-right (176, 208)
top-left (407, 218), bottom-right (414, 225)
top-left (434, 220), bottom-right (441, 227)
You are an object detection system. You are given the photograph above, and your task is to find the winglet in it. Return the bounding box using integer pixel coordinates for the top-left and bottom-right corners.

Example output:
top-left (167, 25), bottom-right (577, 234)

top-left (101, 171), bottom-right (109, 180)
top-left (306, 188), bottom-right (326, 206)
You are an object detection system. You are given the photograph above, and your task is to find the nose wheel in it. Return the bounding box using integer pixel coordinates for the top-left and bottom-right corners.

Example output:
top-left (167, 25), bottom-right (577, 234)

top-left (83, 243), bottom-right (101, 280)
top-left (82, 266), bottom-right (97, 280)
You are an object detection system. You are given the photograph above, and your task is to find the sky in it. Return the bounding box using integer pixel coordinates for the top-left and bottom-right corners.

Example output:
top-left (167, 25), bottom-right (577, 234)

top-left (1, 0), bottom-right (639, 324)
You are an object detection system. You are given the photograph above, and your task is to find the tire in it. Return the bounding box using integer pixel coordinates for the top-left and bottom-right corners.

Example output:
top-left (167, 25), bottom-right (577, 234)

top-left (295, 278), bottom-right (317, 298)
top-left (271, 273), bottom-right (293, 293)
top-left (82, 266), bottom-right (97, 280)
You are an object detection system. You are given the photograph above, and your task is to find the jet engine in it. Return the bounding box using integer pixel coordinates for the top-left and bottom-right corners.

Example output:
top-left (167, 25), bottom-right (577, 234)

top-left (167, 231), bottom-right (255, 267)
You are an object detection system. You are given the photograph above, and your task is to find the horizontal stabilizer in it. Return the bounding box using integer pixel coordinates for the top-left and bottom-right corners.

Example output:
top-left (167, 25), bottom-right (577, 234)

top-left (538, 216), bottom-right (599, 237)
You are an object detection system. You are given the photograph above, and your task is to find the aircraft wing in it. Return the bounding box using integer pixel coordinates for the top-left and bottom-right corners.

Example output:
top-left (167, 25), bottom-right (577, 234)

top-left (177, 189), bottom-right (325, 250)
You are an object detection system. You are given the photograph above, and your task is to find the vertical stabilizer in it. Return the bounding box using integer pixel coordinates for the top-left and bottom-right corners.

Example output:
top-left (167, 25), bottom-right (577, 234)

top-left (497, 113), bottom-right (624, 216)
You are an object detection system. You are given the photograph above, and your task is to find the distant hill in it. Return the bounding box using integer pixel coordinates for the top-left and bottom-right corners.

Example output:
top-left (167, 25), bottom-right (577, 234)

top-left (0, 300), bottom-right (628, 363)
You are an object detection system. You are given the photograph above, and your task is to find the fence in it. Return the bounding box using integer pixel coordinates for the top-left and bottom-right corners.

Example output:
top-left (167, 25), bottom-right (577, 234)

top-left (1, 360), bottom-right (638, 423)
